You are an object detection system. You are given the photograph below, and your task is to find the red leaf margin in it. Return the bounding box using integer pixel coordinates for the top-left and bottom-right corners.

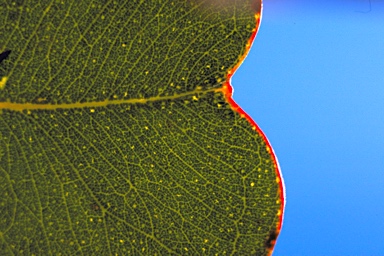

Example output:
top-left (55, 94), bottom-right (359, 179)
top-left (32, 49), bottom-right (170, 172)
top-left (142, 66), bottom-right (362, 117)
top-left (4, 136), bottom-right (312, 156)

top-left (222, 3), bottom-right (286, 255)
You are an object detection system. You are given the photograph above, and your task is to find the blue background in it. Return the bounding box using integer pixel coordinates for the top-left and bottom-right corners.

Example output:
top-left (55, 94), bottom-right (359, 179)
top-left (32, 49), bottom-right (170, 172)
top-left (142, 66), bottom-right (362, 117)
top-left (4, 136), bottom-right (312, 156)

top-left (232, 1), bottom-right (384, 255)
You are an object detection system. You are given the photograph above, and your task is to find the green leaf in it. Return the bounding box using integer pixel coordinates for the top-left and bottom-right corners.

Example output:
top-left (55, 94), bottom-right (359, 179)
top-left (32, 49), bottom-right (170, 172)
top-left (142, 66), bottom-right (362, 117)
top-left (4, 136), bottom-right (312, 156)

top-left (0, 0), bottom-right (284, 255)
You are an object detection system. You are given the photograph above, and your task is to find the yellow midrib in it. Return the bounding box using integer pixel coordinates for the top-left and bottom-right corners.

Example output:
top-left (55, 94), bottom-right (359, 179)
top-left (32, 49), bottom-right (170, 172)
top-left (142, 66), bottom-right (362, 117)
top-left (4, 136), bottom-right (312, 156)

top-left (0, 87), bottom-right (223, 112)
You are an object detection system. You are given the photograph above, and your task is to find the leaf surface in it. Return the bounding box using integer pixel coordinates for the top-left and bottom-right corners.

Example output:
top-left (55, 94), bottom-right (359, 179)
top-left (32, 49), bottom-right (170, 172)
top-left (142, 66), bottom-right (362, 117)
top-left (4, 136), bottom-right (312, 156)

top-left (0, 0), bottom-right (284, 255)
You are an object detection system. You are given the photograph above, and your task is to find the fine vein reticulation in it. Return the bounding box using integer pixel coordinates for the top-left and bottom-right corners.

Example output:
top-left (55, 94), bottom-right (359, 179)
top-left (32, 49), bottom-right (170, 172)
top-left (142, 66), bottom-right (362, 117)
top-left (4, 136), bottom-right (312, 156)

top-left (0, 1), bottom-right (284, 255)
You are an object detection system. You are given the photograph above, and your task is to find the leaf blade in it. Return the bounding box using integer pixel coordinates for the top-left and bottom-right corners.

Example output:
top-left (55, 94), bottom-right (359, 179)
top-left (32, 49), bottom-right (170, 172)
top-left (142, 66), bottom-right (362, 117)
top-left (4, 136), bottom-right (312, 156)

top-left (0, 0), bottom-right (284, 255)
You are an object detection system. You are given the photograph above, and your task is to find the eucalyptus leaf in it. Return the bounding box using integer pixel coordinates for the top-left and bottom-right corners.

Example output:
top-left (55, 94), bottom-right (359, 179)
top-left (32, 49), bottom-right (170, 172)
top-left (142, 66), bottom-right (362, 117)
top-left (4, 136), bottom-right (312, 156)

top-left (0, 0), bottom-right (284, 255)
